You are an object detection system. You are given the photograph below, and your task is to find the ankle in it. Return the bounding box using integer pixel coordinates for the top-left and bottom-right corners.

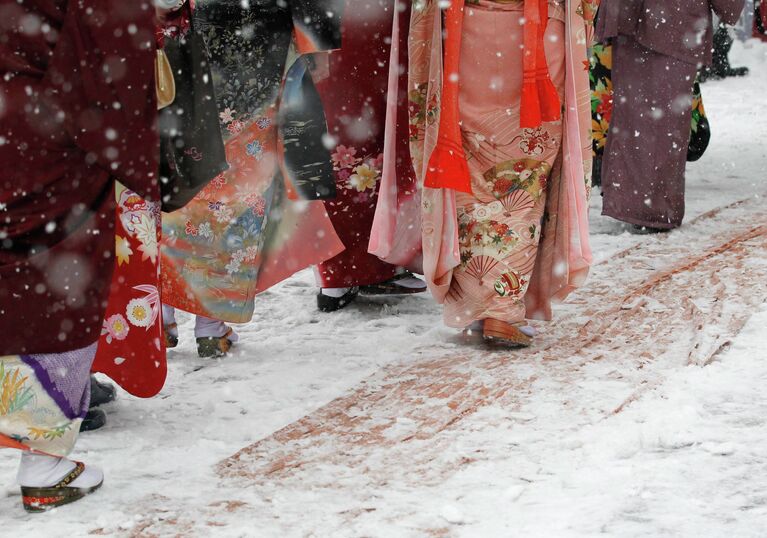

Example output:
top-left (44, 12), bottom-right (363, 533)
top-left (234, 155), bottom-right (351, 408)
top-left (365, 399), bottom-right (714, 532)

top-left (321, 287), bottom-right (352, 298)
top-left (17, 453), bottom-right (75, 488)
top-left (194, 316), bottom-right (239, 341)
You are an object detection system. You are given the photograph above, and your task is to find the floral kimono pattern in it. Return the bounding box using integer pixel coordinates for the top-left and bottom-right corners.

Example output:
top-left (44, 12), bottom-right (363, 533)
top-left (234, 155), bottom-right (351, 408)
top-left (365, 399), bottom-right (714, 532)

top-left (315, 0), bottom-right (420, 288)
top-left (92, 184), bottom-right (165, 398)
top-left (405, 0), bottom-right (593, 328)
top-left (0, 344), bottom-right (96, 456)
top-left (161, 0), bottom-right (345, 323)
top-left (590, 42), bottom-right (612, 164)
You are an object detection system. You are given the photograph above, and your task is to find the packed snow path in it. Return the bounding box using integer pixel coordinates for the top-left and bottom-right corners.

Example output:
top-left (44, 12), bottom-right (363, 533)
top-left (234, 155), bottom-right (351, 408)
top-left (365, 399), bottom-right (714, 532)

top-left (2, 42), bottom-right (767, 538)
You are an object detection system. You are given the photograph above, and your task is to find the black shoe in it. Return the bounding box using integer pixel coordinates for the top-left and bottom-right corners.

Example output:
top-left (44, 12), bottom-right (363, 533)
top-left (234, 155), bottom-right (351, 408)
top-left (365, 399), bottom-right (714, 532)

top-left (725, 66), bottom-right (749, 78)
top-left (630, 224), bottom-right (669, 235)
top-left (317, 287), bottom-right (359, 313)
top-left (80, 408), bottom-right (107, 432)
top-left (89, 376), bottom-right (116, 408)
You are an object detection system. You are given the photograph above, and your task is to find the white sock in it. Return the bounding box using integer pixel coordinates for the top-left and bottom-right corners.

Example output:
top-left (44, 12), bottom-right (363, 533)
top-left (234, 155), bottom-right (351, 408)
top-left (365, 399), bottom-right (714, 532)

top-left (518, 325), bottom-right (537, 337)
top-left (321, 287), bottom-right (352, 298)
top-left (465, 320), bottom-right (485, 332)
top-left (162, 304), bottom-right (178, 337)
top-left (17, 453), bottom-right (103, 489)
top-left (194, 316), bottom-right (239, 342)
top-left (391, 275), bottom-right (427, 289)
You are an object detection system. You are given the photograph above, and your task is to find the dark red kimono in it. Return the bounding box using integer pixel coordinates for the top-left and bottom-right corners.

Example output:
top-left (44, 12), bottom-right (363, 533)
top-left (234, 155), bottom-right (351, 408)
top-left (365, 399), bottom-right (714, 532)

top-left (0, 0), bottom-right (159, 354)
top-left (315, 0), bottom-right (416, 288)
top-left (756, 1), bottom-right (767, 40)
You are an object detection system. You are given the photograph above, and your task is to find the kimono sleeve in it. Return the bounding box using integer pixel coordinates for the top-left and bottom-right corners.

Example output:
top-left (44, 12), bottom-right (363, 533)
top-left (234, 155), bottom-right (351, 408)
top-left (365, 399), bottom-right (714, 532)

top-left (46, 1), bottom-right (159, 201)
top-left (580, 0), bottom-right (600, 45)
top-left (709, 0), bottom-right (746, 25)
top-left (289, 0), bottom-right (344, 55)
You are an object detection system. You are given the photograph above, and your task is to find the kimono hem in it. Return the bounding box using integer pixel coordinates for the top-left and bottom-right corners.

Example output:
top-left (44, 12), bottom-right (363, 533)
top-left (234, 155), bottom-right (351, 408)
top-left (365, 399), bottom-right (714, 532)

top-left (399, 0), bottom-right (593, 327)
top-left (160, 0), bottom-right (346, 323)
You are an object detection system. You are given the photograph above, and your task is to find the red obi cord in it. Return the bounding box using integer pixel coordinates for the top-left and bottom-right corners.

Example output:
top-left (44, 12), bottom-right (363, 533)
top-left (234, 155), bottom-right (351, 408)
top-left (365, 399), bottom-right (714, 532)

top-left (424, 0), bottom-right (561, 194)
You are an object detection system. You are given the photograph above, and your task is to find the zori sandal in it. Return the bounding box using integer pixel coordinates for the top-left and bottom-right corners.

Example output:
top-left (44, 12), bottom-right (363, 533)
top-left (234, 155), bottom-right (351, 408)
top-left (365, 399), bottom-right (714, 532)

top-left (196, 327), bottom-right (235, 358)
top-left (359, 272), bottom-right (427, 296)
top-left (164, 322), bottom-right (179, 348)
top-left (21, 462), bottom-right (103, 513)
top-left (317, 286), bottom-right (360, 313)
top-left (482, 318), bottom-right (534, 348)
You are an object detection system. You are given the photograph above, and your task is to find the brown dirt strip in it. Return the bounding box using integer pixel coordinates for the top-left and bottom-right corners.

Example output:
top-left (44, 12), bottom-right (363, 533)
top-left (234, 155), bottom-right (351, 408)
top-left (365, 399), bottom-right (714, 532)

top-left (117, 197), bottom-right (767, 536)
top-left (217, 226), bottom-right (767, 483)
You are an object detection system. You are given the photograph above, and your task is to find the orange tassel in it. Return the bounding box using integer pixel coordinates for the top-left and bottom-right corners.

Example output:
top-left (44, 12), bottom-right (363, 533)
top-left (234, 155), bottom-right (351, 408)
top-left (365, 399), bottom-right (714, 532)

top-left (520, 79), bottom-right (543, 129)
top-left (423, 0), bottom-right (472, 193)
top-left (424, 137), bottom-right (472, 193)
top-left (537, 77), bottom-right (561, 122)
top-left (520, 0), bottom-right (561, 128)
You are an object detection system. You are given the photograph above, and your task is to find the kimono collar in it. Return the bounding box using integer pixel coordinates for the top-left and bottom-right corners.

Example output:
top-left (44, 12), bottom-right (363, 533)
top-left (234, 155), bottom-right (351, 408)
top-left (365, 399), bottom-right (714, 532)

top-left (424, 0), bottom-right (561, 194)
top-left (156, 0), bottom-right (194, 48)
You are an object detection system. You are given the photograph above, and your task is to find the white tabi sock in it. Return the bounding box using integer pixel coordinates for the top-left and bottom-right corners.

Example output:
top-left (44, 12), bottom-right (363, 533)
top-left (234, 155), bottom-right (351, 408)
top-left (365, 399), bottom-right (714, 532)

top-left (161, 304), bottom-right (179, 337)
top-left (194, 316), bottom-right (240, 342)
top-left (320, 287), bottom-right (352, 298)
top-left (17, 452), bottom-right (103, 489)
top-left (391, 275), bottom-right (427, 289)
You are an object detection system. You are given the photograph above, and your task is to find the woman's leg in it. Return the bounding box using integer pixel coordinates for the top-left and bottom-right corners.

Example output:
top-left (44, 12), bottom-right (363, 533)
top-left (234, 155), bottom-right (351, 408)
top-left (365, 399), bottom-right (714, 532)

top-left (442, 3), bottom-right (566, 336)
top-left (0, 343), bottom-right (104, 510)
top-left (162, 304), bottom-right (179, 347)
top-left (194, 315), bottom-right (239, 358)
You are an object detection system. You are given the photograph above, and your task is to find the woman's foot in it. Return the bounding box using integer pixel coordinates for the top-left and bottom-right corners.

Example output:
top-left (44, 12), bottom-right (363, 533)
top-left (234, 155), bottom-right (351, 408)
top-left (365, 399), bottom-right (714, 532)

top-left (164, 322), bottom-right (179, 348)
top-left (317, 286), bottom-right (360, 312)
top-left (17, 453), bottom-right (103, 513)
top-left (89, 376), bottom-right (116, 407)
top-left (194, 317), bottom-right (239, 358)
top-left (80, 408), bottom-right (107, 433)
top-left (196, 328), bottom-right (236, 358)
top-left (482, 318), bottom-right (535, 347)
top-left (359, 272), bottom-right (428, 296)
top-left (162, 305), bottom-right (179, 348)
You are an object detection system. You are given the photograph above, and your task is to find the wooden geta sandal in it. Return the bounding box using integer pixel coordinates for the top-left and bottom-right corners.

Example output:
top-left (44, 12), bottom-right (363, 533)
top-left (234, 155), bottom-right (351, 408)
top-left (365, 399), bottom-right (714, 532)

top-left (482, 318), bottom-right (533, 347)
top-left (196, 327), bottom-right (234, 358)
top-left (21, 462), bottom-right (102, 513)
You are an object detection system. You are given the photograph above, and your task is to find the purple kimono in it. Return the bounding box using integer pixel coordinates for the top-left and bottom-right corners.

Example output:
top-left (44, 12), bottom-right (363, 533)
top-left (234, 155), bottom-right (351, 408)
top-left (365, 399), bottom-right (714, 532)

top-left (596, 0), bottom-right (745, 229)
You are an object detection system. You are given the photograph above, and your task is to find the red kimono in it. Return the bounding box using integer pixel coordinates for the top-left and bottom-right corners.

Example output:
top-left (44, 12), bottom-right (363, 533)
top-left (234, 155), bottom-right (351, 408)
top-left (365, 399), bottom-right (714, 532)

top-left (89, 4), bottom-right (196, 397)
top-left (315, 0), bottom-right (417, 288)
top-left (756, 1), bottom-right (767, 40)
top-left (0, 0), bottom-right (159, 355)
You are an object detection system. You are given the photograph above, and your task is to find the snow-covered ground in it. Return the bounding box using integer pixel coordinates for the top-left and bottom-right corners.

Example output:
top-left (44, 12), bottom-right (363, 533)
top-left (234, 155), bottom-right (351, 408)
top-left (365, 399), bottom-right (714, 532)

top-left (2, 40), bottom-right (766, 537)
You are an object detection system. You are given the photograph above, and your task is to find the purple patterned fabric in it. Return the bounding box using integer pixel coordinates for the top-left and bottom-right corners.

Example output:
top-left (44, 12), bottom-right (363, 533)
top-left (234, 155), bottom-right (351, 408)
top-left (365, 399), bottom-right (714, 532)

top-left (20, 343), bottom-right (97, 420)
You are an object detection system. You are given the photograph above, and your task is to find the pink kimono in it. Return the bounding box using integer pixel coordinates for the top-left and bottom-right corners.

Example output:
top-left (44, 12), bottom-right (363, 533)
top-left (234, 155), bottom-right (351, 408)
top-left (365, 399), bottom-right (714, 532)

top-left (375, 0), bottom-right (594, 328)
